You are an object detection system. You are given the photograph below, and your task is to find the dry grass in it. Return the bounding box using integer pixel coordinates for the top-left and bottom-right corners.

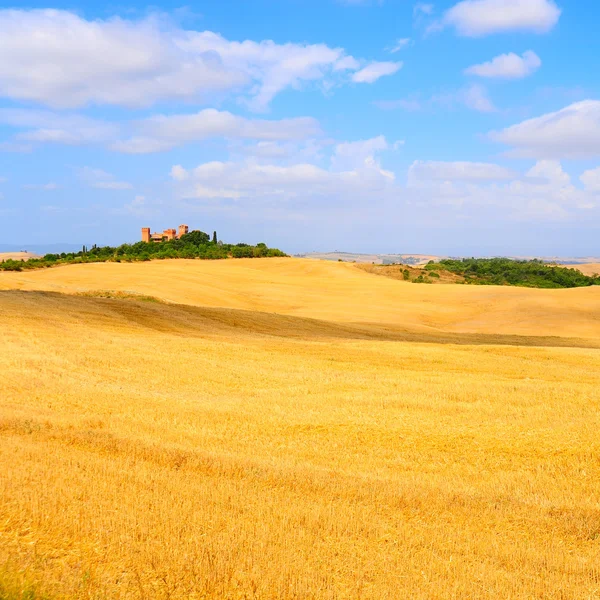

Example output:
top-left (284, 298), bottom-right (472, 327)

top-left (1, 259), bottom-right (600, 599)
top-left (0, 252), bottom-right (40, 262)
top-left (565, 263), bottom-right (600, 277)
top-left (357, 262), bottom-right (465, 284)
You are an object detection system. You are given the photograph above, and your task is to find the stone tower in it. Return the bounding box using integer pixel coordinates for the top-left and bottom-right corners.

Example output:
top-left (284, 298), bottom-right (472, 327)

top-left (141, 227), bottom-right (151, 243)
top-left (179, 224), bottom-right (189, 238)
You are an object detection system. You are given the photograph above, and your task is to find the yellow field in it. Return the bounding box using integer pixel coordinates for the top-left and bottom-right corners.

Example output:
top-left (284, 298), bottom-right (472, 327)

top-left (1, 258), bottom-right (599, 599)
top-left (566, 263), bottom-right (600, 277)
top-left (0, 251), bottom-right (40, 262)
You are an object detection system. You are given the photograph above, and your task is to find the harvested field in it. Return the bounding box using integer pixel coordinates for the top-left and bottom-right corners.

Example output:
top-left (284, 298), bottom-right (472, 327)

top-left (0, 251), bottom-right (40, 262)
top-left (1, 258), bottom-right (599, 599)
top-left (566, 262), bottom-right (600, 277)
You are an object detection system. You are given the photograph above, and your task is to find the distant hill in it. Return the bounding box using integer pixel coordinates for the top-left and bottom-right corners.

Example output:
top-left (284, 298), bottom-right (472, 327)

top-left (0, 243), bottom-right (84, 255)
top-left (296, 251), bottom-right (600, 267)
top-left (295, 252), bottom-right (442, 265)
top-left (0, 251), bottom-right (40, 261)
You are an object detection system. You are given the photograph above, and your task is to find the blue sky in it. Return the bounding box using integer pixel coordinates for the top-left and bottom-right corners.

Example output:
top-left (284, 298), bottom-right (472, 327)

top-left (1, 0), bottom-right (600, 255)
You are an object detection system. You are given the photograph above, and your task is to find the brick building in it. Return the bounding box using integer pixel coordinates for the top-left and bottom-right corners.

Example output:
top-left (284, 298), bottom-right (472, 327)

top-left (142, 225), bottom-right (189, 243)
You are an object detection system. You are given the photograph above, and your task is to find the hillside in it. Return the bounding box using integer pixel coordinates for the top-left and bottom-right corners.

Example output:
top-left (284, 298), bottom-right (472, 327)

top-left (1, 258), bottom-right (600, 599)
top-left (296, 251), bottom-right (442, 265)
top-left (567, 262), bottom-right (600, 276)
top-left (0, 251), bottom-right (40, 261)
top-left (2, 257), bottom-right (600, 340)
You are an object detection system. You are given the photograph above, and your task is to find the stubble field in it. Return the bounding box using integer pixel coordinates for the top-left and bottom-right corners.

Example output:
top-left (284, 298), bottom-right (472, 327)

top-left (1, 258), bottom-right (599, 599)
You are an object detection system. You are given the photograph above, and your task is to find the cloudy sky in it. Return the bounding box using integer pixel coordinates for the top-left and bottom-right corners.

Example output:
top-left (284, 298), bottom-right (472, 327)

top-left (1, 0), bottom-right (599, 255)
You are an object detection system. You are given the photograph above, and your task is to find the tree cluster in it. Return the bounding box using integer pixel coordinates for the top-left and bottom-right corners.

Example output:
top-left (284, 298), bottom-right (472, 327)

top-left (0, 231), bottom-right (287, 272)
top-left (425, 258), bottom-right (600, 289)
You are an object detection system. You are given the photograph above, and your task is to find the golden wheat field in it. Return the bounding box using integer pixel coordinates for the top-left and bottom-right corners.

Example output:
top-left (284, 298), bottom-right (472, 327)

top-left (1, 258), bottom-right (600, 599)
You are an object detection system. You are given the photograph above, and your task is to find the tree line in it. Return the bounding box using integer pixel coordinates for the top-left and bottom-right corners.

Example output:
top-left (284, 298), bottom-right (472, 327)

top-left (425, 258), bottom-right (600, 289)
top-left (0, 230), bottom-right (287, 272)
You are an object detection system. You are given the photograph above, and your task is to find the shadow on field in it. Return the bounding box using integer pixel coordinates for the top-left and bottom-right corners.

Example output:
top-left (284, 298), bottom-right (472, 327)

top-left (1, 289), bottom-right (598, 349)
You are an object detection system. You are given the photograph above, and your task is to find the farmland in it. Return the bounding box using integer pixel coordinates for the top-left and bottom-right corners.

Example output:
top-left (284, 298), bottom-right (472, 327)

top-left (1, 258), bottom-right (599, 599)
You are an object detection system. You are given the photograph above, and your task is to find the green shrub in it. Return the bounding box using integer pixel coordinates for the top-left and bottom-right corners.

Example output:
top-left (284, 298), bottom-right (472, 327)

top-left (438, 258), bottom-right (599, 289)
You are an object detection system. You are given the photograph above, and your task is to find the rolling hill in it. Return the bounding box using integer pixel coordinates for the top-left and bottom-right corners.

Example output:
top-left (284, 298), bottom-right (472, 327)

top-left (1, 258), bottom-right (599, 599)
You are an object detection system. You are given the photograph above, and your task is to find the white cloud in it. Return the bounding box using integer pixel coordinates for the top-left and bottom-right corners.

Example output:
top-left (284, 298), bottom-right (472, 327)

top-left (169, 142), bottom-right (598, 221)
top-left (23, 182), bottom-right (59, 190)
top-left (408, 161), bottom-right (517, 183)
top-left (414, 3), bottom-right (434, 17)
top-left (0, 109), bottom-right (118, 146)
top-left (0, 107), bottom-right (323, 155)
top-left (462, 84), bottom-right (496, 112)
top-left (376, 85), bottom-right (496, 113)
top-left (170, 137), bottom-right (398, 204)
top-left (113, 109), bottom-right (322, 154)
top-left (408, 159), bottom-right (593, 217)
top-left (525, 160), bottom-right (570, 185)
top-left (77, 166), bottom-right (133, 190)
top-left (490, 100), bottom-right (600, 159)
top-left (465, 50), bottom-right (541, 79)
top-left (334, 56), bottom-right (361, 71)
top-left (0, 9), bottom-right (385, 111)
top-left (580, 167), bottom-right (600, 192)
top-left (351, 62), bottom-right (402, 83)
top-left (390, 38), bottom-right (411, 53)
top-left (437, 0), bottom-right (561, 37)
top-left (331, 135), bottom-right (394, 174)
top-left (0, 10), bottom-right (245, 109)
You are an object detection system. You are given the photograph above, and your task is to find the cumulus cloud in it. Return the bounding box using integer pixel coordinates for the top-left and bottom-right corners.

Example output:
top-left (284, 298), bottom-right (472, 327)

top-left (351, 62), bottom-right (402, 83)
top-left (436, 0), bottom-right (561, 37)
top-left (170, 136), bottom-right (398, 204)
top-left (465, 50), bottom-right (541, 79)
top-left (0, 9), bottom-right (396, 111)
top-left (408, 159), bottom-right (593, 217)
top-left (168, 143), bottom-right (598, 221)
top-left (331, 135), bottom-right (393, 171)
top-left (526, 160), bottom-right (571, 186)
top-left (76, 167), bottom-right (133, 190)
top-left (408, 161), bottom-right (517, 183)
top-left (490, 100), bottom-right (600, 159)
top-left (580, 167), bottom-right (600, 192)
top-left (113, 109), bottom-right (322, 154)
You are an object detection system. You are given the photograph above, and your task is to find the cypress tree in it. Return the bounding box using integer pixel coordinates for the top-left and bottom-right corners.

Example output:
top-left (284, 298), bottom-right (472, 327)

top-left (212, 231), bottom-right (217, 243)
